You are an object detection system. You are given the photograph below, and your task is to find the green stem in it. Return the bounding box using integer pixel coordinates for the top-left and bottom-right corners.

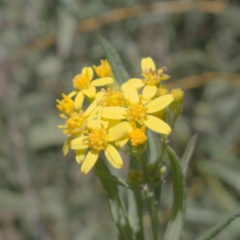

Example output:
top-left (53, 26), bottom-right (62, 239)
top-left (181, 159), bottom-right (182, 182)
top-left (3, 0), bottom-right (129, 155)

top-left (171, 112), bottom-right (180, 129)
top-left (153, 135), bottom-right (168, 176)
top-left (138, 155), bottom-right (160, 240)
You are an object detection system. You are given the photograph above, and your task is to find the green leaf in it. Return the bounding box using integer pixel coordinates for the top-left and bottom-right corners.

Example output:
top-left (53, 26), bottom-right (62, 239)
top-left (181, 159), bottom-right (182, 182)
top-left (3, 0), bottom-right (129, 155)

top-left (146, 130), bottom-right (161, 163)
top-left (98, 35), bottom-right (130, 85)
top-left (95, 158), bottom-right (135, 240)
top-left (127, 157), bottom-right (144, 240)
top-left (94, 170), bottom-right (135, 190)
top-left (163, 146), bottom-right (186, 240)
top-left (181, 134), bottom-right (198, 176)
top-left (194, 208), bottom-right (240, 240)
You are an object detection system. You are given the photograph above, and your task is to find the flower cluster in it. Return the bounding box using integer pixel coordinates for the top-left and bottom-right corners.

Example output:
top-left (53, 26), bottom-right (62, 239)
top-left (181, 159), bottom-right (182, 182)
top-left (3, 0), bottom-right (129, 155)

top-left (57, 58), bottom-right (184, 174)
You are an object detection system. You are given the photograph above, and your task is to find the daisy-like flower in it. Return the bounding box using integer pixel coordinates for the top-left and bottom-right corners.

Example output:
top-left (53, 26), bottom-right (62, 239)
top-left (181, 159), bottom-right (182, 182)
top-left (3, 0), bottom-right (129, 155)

top-left (70, 67), bottom-right (114, 102)
top-left (93, 59), bottom-right (112, 78)
top-left (71, 121), bottom-right (128, 174)
top-left (101, 84), bottom-right (174, 135)
top-left (56, 93), bottom-right (76, 115)
top-left (58, 99), bottom-right (100, 156)
top-left (126, 57), bottom-right (170, 100)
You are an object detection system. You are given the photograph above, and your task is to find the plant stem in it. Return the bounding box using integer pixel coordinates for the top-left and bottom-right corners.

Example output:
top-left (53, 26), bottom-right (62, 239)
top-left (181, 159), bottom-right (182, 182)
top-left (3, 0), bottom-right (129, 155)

top-left (153, 135), bottom-right (168, 175)
top-left (171, 112), bottom-right (180, 129)
top-left (138, 155), bottom-right (160, 240)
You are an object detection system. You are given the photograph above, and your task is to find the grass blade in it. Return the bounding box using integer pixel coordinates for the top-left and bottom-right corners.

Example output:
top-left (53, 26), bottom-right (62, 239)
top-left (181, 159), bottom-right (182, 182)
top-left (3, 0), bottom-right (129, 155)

top-left (194, 208), bottom-right (240, 240)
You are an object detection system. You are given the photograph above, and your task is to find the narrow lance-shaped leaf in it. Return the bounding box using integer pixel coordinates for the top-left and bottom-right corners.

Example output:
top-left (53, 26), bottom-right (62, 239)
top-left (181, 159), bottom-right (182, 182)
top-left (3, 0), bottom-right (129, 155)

top-left (163, 146), bottom-right (186, 240)
top-left (194, 208), bottom-right (240, 240)
top-left (98, 35), bottom-right (130, 85)
top-left (181, 134), bottom-right (198, 176)
top-left (95, 158), bottom-right (135, 240)
top-left (94, 170), bottom-right (136, 190)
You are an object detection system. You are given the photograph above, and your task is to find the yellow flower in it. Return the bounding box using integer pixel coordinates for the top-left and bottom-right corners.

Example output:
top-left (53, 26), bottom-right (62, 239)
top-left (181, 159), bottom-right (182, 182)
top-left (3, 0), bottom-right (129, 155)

top-left (70, 67), bottom-right (114, 101)
top-left (126, 57), bottom-right (170, 100)
top-left (101, 85), bottom-right (174, 135)
top-left (71, 121), bottom-right (127, 174)
top-left (98, 87), bottom-right (126, 107)
top-left (170, 88), bottom-right (184, 113)
top-left (157, 85), bottom-right (169, 96)
top-left (56, 93), bottom-right (76, 115)
top-left (93, 59), bottom-right (112, 78)
top-left (58, 99), bottom-right (100, 156)
top-left (171, 88), bottom-right (184, 103)
top-left (128, 124), bottom-right (147, 146)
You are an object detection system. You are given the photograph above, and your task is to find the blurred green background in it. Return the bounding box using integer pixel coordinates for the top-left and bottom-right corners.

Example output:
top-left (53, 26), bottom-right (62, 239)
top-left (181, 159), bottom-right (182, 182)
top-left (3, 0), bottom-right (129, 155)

top-left (0, 0), bottom-right (240, 239)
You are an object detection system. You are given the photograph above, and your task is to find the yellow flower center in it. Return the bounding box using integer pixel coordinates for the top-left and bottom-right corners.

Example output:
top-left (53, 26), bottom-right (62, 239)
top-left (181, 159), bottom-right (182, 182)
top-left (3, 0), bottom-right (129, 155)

top-left (125, 103), bottom-right (148, 125)
top-left (56, 94), bottom-right (75, 115)
top-left (98, 88), bottom-right (125, 107)
top-left (73, 72), bottom-right (91, 91)
top-left (142, 67), bottom-right (169, 86)
top-left (171, 88), bottom-right (184, 102)
top-left (93, 59), bottom-right (112, 78)
top-left (58, 111), bottom-right (86, 137)
top-left (142, 69), bottom-right (160, 86)
top-left (129, 126), bottom-right (147, 146)
top-left (88, 128), bottom-right (107, 151)
top-left (157, 85), bottom-right (169, 96)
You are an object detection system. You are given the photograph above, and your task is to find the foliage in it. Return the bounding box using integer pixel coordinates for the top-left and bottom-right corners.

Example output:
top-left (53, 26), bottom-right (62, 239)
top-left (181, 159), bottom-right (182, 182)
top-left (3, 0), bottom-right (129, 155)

top-left (0, 0), bottom-right (240, 239)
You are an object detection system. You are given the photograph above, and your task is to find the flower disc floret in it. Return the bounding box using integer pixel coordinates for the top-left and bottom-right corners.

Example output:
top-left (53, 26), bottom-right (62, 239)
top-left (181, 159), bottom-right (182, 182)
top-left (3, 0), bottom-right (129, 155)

top-left (73, 68), bottom-right (92, 91)
top-left (56, 94), bottom-right (75, 115)
top-left (171, 88), bottom-right (184, 102)
top-left (98, 87), bottom-right (125, 107)
top-left (88, 128), bottom-right (107, 151)
top-left (125, 102), bottom-right (148, 125)
top-left (157, 85), bottom-right (169, 96)
top-left (142, 68), bottom-right (161, 86)
top-left (129, 126), bottom-right (147, 146)
top-left (93, 59), bottom-right (112, 78)
top-left (58, 111), bottom-right (86, 137)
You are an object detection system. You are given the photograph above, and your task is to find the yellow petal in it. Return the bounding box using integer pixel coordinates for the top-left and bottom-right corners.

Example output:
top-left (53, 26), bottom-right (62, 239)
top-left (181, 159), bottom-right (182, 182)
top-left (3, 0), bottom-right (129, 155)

top-left (84, 99), bottom-right (98, 117)
top-left (101, 107), bottom-right (127, 120)
top-left (107, 122), bottom-right (131, 141)
top-left (87, 119), bottom-right (98, 129)
top-left (95, 91), bottom-right (105, 100)
top-left (106, 119), bottom-right (121, 129)
top-left (74, 92), bottom-right (84, 110)
top-left (141, 57), bottom-right (155, 71)
top-left (91, 77), bottom-right (113, 86)
top-left (115, 134), bottom-right (129, 148)
top-left (62, 138), bottom-right (72, 156)
top-left (144, 115), bottom-right (171, 134)
top-left (68, 91), bottom-right (77, 98)
top-left (71, 137), bottom-right (88, 150)
top-left (88, 105), bottom-right (102, 120)
top-left (81, 149), bottom-right (99, 174)
top-left (126, 78), bottom-right (144, 89)
top-left (121, 83), bottom-right (139, 103)
top-left (142, 85), bottom-right (157, 100)
top-left (104, 144), bottom-right (123, 169)
top-left (75, 149), bottom-right (86, 163)
top-left (83, 86), bottom-right (96, 99)
top-left (145, 94), bottom-right (174, 113)
top-left (82, 67), bottom-right (93, 80)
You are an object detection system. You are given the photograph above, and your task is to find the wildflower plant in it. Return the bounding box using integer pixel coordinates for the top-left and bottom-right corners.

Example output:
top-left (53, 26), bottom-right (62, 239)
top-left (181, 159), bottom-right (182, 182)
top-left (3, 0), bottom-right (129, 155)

top-left (57, 36), bottom-right (240, 240)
